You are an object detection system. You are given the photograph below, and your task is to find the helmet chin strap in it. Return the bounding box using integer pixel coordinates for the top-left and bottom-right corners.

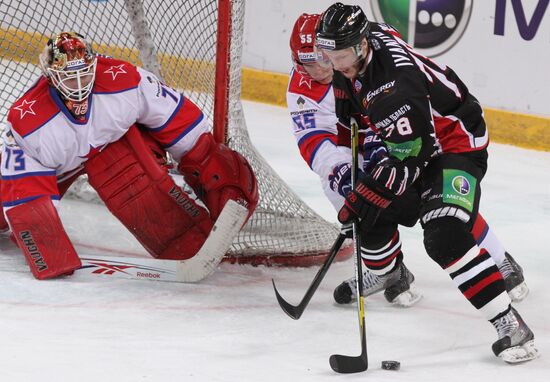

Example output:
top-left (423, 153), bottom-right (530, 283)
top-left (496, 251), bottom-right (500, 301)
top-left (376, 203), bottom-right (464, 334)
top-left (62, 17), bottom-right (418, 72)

top-left (357, 56), bottom-right (368, 76)
top-left (356, 41), bottom-right (370, 76)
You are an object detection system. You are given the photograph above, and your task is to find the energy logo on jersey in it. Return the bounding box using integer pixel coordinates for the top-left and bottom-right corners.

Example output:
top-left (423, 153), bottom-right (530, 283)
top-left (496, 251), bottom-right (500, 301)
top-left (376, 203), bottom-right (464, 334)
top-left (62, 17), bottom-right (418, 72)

top-left (370, 0), bottom-right (473, 57)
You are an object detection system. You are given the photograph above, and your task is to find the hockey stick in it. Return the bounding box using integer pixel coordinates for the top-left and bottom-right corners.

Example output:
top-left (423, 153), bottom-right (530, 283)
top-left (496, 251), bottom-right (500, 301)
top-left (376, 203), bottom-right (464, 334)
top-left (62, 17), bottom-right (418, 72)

top-left (78, 199), bottom-right (248, 283)
top-left (272, 231), bottom-right (347, 319)
top-left (329, 118), bottom-right (368, 373)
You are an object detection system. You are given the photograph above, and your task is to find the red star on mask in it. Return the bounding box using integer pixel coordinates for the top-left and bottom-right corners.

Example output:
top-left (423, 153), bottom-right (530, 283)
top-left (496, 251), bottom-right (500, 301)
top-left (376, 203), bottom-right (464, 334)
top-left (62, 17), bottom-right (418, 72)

top-left (14, 99), bottom-right (36, 119)
top-left (104, 64), bottom-right (127, 80)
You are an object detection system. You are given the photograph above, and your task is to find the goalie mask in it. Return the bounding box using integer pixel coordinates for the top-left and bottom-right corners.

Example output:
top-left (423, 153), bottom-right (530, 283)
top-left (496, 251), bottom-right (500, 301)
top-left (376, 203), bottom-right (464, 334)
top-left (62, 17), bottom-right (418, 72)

top-left (290, 13), bottom-right (333, 84)
top-left (39, 32), bottom-right (97, 102)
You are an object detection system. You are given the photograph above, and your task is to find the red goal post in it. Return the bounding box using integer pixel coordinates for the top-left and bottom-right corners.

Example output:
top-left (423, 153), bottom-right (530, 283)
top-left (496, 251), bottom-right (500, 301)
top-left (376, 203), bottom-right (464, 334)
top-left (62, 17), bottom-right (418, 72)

top-left (0, 0), bottom-right (351, 266)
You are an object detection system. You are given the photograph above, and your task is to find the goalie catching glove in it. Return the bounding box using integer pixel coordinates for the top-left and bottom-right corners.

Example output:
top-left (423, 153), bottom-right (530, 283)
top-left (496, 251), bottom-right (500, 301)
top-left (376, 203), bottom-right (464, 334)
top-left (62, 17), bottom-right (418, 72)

top-left (178, 132), bottom-right (258, 222)
top-left (337, 172), bottom-right (394, 231)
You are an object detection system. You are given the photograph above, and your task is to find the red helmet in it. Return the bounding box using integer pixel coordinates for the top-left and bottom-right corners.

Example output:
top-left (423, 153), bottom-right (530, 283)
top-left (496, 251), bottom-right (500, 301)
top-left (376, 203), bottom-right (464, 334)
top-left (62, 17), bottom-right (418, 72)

top-left (290, 13), bottom-right (322, 67)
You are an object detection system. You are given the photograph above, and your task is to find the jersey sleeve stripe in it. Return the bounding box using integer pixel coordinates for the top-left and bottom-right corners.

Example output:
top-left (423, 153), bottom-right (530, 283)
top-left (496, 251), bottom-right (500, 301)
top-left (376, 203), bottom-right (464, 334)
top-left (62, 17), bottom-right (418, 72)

top-left (1, 170), bottom-right (57, 180)
top-left (308, 137), bottom-right (337, 168)
top-left (2, 194), bottom-right (60, 207)
top-left (160, 113), bottom-right (205, 149)
top-left (298, 130), bottom-right (338, 167)
top-left (297, 129), bottom-right (331, 147)
top-left (148, 95), bottom-right (185, 132)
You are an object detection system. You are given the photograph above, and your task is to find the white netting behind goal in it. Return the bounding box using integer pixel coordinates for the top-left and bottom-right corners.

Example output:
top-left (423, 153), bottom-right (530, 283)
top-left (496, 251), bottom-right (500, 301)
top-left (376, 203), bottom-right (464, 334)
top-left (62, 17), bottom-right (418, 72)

top-left (0, 0), bottom-right (350, 266)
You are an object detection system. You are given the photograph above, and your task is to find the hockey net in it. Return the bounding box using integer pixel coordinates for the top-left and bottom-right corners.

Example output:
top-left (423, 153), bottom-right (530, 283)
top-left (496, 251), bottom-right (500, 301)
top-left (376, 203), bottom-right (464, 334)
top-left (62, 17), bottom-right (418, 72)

top-left (0, 0), bottom-right (351, 266)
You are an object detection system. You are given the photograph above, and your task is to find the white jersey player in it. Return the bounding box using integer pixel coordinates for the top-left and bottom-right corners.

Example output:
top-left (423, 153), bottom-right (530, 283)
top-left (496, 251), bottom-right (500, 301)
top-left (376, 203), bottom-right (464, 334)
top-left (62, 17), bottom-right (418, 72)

top-left (285, 14), bottom-right (527, 305)
top-left (0, 32), bottom-right (258, 280)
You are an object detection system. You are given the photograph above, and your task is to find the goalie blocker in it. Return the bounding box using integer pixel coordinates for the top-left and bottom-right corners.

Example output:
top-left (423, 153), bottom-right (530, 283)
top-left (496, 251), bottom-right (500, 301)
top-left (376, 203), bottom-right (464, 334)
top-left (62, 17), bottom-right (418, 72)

top-left (4, 127), bottom-right (258, 279)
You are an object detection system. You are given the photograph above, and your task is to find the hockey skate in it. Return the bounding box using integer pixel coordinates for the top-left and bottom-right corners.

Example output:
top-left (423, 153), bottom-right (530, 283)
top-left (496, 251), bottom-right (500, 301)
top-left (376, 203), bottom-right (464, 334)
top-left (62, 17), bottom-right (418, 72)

top-left (491, 307), bottom-right (539, 364)
top-left (498, 252), bottom-right (529, 302)
top-left (333, 262), bottom-right (422, 307)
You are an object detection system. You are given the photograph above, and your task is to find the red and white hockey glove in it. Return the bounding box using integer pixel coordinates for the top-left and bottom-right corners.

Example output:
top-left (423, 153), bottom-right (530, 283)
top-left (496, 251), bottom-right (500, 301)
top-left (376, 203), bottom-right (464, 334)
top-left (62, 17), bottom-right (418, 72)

top-left (337, 172), bottom-right (394, 231)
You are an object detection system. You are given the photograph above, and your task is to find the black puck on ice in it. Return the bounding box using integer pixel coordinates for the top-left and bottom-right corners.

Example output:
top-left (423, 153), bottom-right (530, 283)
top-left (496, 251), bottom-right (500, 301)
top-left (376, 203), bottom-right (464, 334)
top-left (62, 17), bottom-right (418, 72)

top-left (381, 360), bottom-right (400, 371)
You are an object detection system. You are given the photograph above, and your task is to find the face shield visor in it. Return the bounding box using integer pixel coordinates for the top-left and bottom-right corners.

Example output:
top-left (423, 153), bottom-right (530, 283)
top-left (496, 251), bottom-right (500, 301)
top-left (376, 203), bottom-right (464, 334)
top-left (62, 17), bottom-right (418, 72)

top-left (294, 49), bottom-right (334, 83)
top-left (321, 45), bottom-right (364, 75)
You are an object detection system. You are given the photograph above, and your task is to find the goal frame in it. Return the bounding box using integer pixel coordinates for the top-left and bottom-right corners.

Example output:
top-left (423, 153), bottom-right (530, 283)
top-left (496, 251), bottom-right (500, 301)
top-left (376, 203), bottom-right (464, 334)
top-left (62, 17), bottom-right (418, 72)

top-left (0, 0), bottom-right (352, 267)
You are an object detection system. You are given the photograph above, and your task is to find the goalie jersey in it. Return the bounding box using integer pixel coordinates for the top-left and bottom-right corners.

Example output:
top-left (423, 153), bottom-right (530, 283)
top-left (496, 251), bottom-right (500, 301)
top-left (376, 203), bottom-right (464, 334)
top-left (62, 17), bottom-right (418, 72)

top-left (1, 56), bottom-right (208, 211)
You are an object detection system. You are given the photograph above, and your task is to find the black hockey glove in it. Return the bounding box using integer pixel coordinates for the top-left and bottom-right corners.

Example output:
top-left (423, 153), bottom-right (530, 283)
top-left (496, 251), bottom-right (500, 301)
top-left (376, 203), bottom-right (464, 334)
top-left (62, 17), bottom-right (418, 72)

top-left (363, 129), bottom-right (388, 173)
top-left (337, 173), bottom-right (394, 231)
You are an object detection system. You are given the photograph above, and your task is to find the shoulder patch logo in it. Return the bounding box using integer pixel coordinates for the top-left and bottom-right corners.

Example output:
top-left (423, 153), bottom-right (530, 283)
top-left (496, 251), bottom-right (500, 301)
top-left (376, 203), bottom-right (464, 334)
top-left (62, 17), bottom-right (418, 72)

top-left (14, 99), bottom-right (36, 119)
top-left (104, 64), bottom-right (127, 80)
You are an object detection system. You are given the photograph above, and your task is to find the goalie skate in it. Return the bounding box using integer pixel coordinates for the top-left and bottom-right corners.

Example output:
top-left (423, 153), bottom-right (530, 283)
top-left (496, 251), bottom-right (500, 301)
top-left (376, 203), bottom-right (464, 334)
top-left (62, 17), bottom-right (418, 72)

top-left (498, 252), bottom-right (529, 302)
top-left (491, 307), bottom-right (539, 364)
top-left (333, 262), bottom-right (422, 307)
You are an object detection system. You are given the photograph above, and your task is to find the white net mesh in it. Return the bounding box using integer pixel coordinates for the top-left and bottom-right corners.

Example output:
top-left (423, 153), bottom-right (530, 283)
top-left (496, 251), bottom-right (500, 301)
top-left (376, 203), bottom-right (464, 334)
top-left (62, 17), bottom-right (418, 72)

top-left (0, 0), bottom-right (348, 265)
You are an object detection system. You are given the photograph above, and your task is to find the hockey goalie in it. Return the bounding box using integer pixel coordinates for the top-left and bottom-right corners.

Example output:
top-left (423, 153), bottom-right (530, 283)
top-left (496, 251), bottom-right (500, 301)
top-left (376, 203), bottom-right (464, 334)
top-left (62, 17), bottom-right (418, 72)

top-left (0, 32), bottom-right (258, 280)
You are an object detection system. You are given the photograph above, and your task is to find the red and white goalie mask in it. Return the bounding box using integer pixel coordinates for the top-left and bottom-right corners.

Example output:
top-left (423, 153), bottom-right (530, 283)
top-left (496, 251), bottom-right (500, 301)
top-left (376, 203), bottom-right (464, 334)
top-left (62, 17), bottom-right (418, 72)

top-left (290, 13), bottom-right (333, 84)
top-left (39, 32), bottom-right (97, 102)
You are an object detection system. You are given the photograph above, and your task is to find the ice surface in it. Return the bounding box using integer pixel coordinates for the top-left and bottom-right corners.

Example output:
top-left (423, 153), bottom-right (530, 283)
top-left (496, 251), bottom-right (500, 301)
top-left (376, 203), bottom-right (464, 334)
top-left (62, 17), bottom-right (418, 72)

top-left (0, 100), bottom-right (548, 381)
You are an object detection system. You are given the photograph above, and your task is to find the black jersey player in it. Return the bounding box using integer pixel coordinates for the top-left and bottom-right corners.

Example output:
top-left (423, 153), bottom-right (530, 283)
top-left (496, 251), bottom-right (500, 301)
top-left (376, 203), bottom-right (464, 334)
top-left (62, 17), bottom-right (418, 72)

top-left (316, 3), bottom-right (537, 364)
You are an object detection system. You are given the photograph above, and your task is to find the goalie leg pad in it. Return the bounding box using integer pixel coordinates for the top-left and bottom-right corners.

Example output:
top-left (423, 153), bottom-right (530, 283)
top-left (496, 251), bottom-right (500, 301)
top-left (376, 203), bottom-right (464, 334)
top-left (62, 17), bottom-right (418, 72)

top-left (57, 168), bottom-right (86, 198)
top-left (178, 132), bottom-right (258, 221)
top-left (0, 168), bottom-right (8, 232)
top-left (6, 196), bottom-right (81, 279)
top-left (85, 127), bottom-right (214, 260)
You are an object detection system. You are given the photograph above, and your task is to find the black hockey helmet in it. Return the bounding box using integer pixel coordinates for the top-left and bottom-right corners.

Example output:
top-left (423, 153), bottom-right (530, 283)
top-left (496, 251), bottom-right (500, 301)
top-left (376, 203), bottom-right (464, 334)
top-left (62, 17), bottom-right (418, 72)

top-left (316, 3), bottom-right (370, 51)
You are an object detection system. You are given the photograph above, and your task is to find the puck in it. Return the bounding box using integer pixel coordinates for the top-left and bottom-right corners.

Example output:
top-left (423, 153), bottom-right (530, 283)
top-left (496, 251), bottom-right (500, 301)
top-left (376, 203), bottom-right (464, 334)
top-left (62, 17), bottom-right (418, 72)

top-left (381, 360), bottom-right (400, 371)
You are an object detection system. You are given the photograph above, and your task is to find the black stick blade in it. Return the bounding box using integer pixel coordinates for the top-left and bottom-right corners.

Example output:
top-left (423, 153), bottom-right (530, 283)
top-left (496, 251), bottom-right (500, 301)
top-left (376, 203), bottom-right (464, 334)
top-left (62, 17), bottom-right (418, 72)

top-left (329, 354), bottom-right (368, 374)
top-left (272, 279), bottom-right (303, 320)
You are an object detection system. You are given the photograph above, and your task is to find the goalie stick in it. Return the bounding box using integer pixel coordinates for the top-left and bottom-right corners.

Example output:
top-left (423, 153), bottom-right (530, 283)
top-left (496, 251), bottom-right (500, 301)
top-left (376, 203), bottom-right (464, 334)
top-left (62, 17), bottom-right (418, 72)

top-left (329, 118), bottom-right (368, 373)
top-left (78, 199), bottom-right (248, 282)
top-left (272, 231), bottom-right (347, 319)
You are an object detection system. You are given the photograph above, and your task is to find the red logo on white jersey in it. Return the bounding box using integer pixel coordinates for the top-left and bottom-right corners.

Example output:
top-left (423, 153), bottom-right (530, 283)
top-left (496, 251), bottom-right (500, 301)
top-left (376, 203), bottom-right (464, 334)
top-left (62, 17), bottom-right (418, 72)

top-left (104, 64), bottom-right (127, 80)
top-left (14, 99), bottom-right (37, 119)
